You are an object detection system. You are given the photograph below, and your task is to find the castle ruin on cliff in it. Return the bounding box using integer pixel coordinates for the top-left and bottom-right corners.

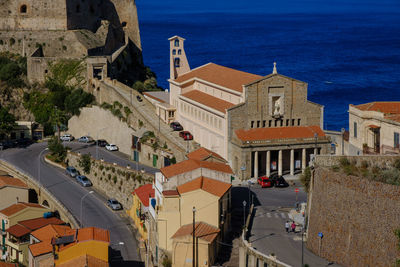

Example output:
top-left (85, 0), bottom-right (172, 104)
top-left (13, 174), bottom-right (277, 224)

top-left (0, 0), bottom-right (143, 84)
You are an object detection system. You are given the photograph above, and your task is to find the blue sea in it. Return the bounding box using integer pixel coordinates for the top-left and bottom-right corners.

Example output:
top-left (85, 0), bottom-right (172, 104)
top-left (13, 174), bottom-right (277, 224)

top-left (136, 2), bottom-right (400, 131)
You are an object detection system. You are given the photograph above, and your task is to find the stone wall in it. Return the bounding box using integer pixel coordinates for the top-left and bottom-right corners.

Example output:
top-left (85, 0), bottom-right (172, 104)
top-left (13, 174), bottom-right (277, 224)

top-left (67, 152), bottom-right (154, 210)
top-left (315, 154), bottom-right (400, 168)
top-left (307, 166), bottom-right (400, 267)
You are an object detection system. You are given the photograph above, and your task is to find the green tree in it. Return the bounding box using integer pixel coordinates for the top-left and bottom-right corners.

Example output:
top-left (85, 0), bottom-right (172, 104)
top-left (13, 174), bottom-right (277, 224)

top-left (0, 105), bottom-right (16, 138)
top-left (79, 153), bottom-right (92, 174)
top-left (45, 59), bottom-right (85, 88)
top-left (47, 136), bottom-right (67, 163)
top-left (300, 167), bottom-right (312, 192)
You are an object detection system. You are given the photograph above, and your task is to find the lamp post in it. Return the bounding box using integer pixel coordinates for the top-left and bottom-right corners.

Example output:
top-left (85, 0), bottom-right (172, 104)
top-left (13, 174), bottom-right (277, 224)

top-left (242, 200), bottom-right (246, 229)
top-left (96, 127), bottom-right (107, 160)
top-left (192, 206), bottom-right (196, 267)
top-left (80, 191), bottom-right (94, 227)
top-left (38, 147), bottom-right (49, 196)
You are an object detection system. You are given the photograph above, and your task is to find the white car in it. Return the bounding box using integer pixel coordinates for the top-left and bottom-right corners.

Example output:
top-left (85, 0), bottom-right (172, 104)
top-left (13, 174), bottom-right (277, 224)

top-left (78, 136), bottom-right (92, 143)
top-left (60, 134), bottom-right (74, 141)
top-left (106, 144), bottom-right (118, 151)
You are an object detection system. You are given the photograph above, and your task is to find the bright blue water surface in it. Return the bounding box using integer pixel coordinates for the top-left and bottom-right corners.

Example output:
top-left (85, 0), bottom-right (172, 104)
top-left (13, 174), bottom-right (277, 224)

top-left (136, 4), bottom-right (400, 131)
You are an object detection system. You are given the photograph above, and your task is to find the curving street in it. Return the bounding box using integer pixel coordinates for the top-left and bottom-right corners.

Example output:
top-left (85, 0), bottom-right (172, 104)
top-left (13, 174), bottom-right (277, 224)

top-left (0, 142), bottom-right (145, 266)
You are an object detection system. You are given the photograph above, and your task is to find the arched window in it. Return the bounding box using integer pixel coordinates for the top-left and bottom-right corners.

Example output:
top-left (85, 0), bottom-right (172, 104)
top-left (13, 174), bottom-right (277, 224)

top-left (174, 39), bottom-right (179, 47)
top-left (172, 49), bottom-right (176, 55)
top-left (121, 21), bottom-right (127, 27)
top-left (20, 4), bottom-right (27, 13)
top-left (177, 49), bottom-right (182, 55)
top-left (174, 58), bottom-right (180, 67)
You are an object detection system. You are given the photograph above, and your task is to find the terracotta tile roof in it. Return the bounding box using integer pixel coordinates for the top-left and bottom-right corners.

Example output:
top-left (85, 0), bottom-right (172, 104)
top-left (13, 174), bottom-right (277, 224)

top-left (133, 184), bottom-right (154, 207)
top-left (19, 217), bottom-right (65, 230)
top-left (181, 90), bottom-right (235, 113)
top-left (76, 227), bottom-right (110, 243)
top-left (0, 176), bottom-right (27, 189)
top-left (0, 262), bottom-right (17, 267)
top-left (177, 176), bottom-right (231, 197)
top-left (186, 147), bottom-right (226, 162)
top-left (385, 114), bottom-right (400, 123)
top-left (58, 254), bottom-right (108, 267)
top-left (160, 159), bottom-right (233, 179)
top-left (174, 63), bottom-right (262, 93)
top-left (0, 202), bottom-right (47, 217)
top-left (162, 190), bottom-right (179, 197)
top-left (6, 224), bottom-right (30, 237)
top-left (172, 222), bottom-right (220, 243)
top-left (235, 126), bottom-right (326, 141)
top-left (29, 225), bottom-right (73, 257)
top-left (353, 102), bottom-right (400, 114)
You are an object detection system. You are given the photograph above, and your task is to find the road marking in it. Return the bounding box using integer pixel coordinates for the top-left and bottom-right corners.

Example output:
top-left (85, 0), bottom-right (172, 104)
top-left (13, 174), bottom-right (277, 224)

top-left (267, 213), bottom-right (271, 218)
top-left (274, 213), bottom-right (279, 218)
top-left (281, 213), bottom-right (286, 218)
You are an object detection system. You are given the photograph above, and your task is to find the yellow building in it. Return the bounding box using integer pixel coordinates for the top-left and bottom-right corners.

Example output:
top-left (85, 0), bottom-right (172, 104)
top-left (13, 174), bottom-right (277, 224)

top-left (1, 202), bottom-right (49, 257)
top-left (0, 176), bottom-right (29, 210)
top-left (5, 217), bottom-right (64, 266)
top-left (171, 222), bottom-right (220, 267)
top-left (53, 227), bottom-right (110, 267)
top-left (128, 183), bottom-right (155, 240)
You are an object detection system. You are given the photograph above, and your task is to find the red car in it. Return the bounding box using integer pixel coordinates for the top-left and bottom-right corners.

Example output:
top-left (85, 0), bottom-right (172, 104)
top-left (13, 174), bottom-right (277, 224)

top-left (258, 176), bottom-right (274, 188)
top-left (179, 131), bottom-right (193, 140)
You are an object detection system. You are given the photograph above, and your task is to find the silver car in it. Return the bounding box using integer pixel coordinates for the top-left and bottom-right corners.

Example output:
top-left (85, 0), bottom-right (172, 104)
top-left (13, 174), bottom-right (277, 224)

top-left (107, 199), bottom-right (122, 210)
top-left (65, 166), bottom-right (79, 178)
top-left (76, 175), bottom-right (92, 187)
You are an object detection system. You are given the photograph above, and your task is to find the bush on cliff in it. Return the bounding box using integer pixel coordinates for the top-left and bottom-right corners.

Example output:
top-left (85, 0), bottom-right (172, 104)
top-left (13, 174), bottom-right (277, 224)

top-left (300, 167), bottom-right (311, 192)
top-left (0, 52), bottom-right (26, 88)
top-left (48, 136), bottom-right (67, 163)
top-left (0, 104), bottom-right (16, 137)
top-left (79, 153), bottom-right (91, 174)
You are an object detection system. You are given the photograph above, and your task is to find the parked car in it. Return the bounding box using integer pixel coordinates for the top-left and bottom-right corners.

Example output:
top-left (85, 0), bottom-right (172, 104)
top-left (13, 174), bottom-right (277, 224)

top-left (65, 166), bottom-right (80, 178)
top-left (78, 136), bottom-right (93, 143)
top-left (170, 122), bottom-right (183, 131)
top-left (136, 95), bottom-right (143, 102)
top-left (179, 131), bottom-right (193, 140)
top-left (107, 199), bottom-right (122, 210)
top-left (0, 140), bottom-right (13, 150)
top-left (257, 176), bottom-right (274, 188)
top-left (95, 139), bottom-right (108, 147)
top-left (274, 176), bottom-right (289, 188)
top-left (16, 138), bottom-right (33, 147)
top-left (105, 144), bottom-right (118, 151)
top-left (76, 175), bottom-right (92, 187)
top-left (60, 134), bottom-right (74, 141)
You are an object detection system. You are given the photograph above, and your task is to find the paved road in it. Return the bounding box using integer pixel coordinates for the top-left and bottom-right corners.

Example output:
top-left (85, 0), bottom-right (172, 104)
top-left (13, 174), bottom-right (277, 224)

top-left (0, 143), bottom-right (144, 266)
top-left (246, 184), bottom-right (341, 267)
top-left (63, 141), bottom-right (159, 174)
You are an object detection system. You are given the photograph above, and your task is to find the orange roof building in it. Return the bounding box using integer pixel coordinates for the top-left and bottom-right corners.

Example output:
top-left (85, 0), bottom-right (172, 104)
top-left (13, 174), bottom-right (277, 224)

top-left (167, 36), bottom-right (329, 180)
top-left (349, 102), bottom-right (400, 155)
top-left (0, 176), bottom-right (29, 210)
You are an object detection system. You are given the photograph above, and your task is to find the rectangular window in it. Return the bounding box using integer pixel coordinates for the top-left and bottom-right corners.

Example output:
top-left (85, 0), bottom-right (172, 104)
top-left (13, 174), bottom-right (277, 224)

top-left (257, 121), bottom-right (260, 128)
top-left (262, 120), bottom-right (266, 127)
top-left (298, 119), bottom-right (301, 126)
top-left (354, 122), bottom-right (357, 138)
top-left (394, 132), bottom-right (399, 148)
top-left (269, 120), bottom-right (272, 127)
top-left (280, 120), bottom-right (283, 127)
top-left (286, 119), bottom-right (289, 126)
top-left (251, 121), bottom-right (254, 128)
top-left (292, 119), bottom-right (295, 126)
top-left (274, 120), bottom-right (277, 127)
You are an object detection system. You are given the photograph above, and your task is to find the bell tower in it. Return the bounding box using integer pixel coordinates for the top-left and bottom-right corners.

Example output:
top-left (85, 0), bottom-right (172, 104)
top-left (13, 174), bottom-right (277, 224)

top-left (168, 36), bottom-right (190, 79)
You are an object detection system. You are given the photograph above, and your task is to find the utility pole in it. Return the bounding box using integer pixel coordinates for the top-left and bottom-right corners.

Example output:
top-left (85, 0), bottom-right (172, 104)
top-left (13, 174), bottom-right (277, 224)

top-left (192, 207), bottom-right (196, 267)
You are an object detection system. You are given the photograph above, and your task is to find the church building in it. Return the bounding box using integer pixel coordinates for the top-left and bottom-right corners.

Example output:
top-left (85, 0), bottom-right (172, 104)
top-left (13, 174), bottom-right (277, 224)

top-left (168, 36), bottom-right (330, 179)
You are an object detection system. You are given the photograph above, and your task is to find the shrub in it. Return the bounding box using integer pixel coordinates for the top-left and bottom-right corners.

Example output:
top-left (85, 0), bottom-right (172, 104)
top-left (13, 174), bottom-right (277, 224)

top-left (126, 173), bottom-right (131, 180)
top-left (99, 164), bottom-right (104, 170)
top-left (78, 153), bottom-right (91, 174)
top-left (107, 174), bottom-right (111, 180)
top-left (339, 157), bottom-right (350, 167)
top-left (48, 136), bottom-right (67, 163)
top-left (393, 159), bottom-right (400, 170)
top-left (113, 176), bottom-right (117, 184)
top-left (360, 160), bottom-right (369, 169)
top-left (300, 167), bottom-right (311, 192)
top-left (111, 167), bottom-right (115, 173)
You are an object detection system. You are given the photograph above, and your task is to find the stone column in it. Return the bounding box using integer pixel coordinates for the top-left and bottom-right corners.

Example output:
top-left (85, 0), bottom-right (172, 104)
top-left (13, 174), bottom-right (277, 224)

top-left (239, 245), bottom-right (246, 267)
top-left (314, 147), bottom-right (318, 156)
top-left (248, 254), bottom-right (256, 267)
top-left (278, 150), bottom-right (282, 176)
top-left (290, 149), bottom-right (294, 176)
top-left (302, 148), bottom-right (306, 172)
top-left (266, 150), bottom-right (271, 177)
top-left (254, 151), bottom-right (259, 178)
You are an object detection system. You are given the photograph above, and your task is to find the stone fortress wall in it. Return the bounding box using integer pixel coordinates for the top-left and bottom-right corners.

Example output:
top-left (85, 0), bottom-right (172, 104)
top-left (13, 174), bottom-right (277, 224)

top-left (308, 156), bottom-right (400, 267)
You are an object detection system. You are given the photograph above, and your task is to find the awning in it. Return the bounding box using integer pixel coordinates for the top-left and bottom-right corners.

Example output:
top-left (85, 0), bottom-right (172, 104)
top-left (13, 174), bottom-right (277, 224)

top-left (368, 124), bottom-right (380, 129)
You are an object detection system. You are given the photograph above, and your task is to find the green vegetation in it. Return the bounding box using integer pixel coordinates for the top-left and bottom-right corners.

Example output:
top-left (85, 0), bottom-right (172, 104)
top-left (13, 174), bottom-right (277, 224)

top-left (131, 66), bottom-right (163, 93)
top-left (0, 52), bottom-right (26, 88)
top-left (24, 59), bottom-right (94, 135)
top-left (47, 136), bottom-right (67, 163)
top-left (331, 157), bottom-right (400, 186)
top-left (78, 153), bottom-right (91, 174)
top-left (100, 101), bottom-right (132, 122)
top-left (300, 167), bottom-right (312, 192)
top-left (0, 104), bottom-right (16, 138)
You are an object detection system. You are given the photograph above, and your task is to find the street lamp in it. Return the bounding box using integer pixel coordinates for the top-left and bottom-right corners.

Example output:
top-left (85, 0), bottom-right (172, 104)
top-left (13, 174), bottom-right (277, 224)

top-left (96, 127), bottom-right (108, 160)
top-left (192, 206), bottom-right (196, 267)
top-left (38, 147), bottom-right (49, 196)
top-left (80, 191), bottom-right (94, 227)
top-left (242, 200), bottom-right (246, 229)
